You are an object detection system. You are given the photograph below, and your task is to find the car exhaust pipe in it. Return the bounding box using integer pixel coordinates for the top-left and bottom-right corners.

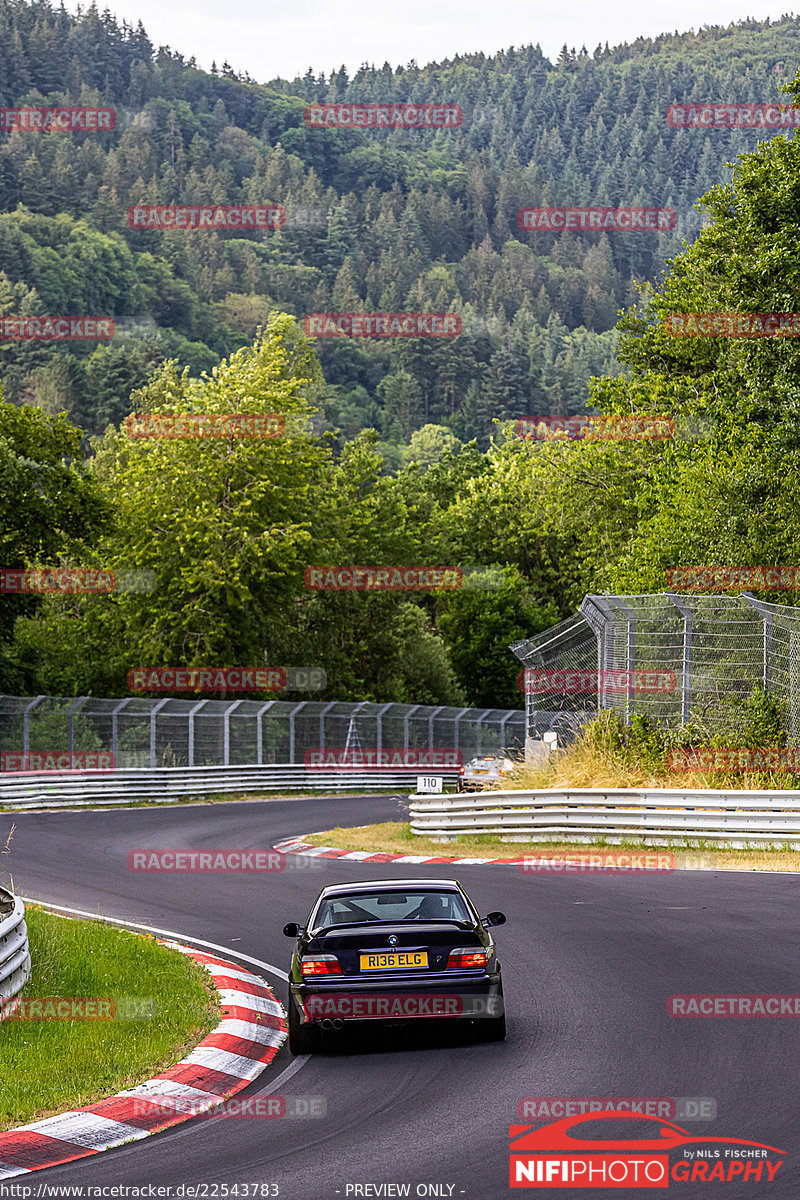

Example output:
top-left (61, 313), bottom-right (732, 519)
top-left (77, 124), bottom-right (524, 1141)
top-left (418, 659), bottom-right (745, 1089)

top-left (319, 1017), bottom-right (344, 1032)
top-left (319, 1018), bottom-right (333, 1030)
top-left (332, 1018), bottom-right (344, 1030)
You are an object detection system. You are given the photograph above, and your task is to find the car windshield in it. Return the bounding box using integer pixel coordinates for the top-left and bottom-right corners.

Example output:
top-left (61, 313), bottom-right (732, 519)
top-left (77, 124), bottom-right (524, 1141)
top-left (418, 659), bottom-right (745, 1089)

top-left (314, 890), bottom-right (472, 928)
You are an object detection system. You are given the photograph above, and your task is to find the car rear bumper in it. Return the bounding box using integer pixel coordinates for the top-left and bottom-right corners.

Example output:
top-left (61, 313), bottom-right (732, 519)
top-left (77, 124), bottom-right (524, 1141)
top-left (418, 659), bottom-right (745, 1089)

top-left (292, 971), bottom-right (503, 1024)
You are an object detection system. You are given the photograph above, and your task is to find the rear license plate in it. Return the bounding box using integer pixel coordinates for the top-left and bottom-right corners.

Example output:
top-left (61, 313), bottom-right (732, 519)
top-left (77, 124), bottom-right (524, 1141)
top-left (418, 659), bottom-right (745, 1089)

top-left (472, 769), bottom-right (489, 774)
top-left (359, 951), bottom-right (428, 971)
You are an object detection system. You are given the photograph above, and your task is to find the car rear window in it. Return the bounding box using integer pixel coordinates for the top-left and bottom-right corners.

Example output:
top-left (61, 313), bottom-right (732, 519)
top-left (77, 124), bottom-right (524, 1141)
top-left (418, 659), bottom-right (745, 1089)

top-left (315, 890), bottom-right (471, 927)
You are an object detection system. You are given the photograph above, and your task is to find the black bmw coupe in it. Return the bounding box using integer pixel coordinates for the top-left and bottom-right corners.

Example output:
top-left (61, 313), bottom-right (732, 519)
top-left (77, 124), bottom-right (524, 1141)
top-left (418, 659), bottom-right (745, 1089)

top-left (282, 877), bottom-right (507, 1053)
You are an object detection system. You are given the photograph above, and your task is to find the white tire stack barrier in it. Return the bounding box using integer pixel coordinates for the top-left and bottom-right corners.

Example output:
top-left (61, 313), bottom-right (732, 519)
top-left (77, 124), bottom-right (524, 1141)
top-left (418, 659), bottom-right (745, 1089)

top-left (0, 885), bottom-right (31, 1010)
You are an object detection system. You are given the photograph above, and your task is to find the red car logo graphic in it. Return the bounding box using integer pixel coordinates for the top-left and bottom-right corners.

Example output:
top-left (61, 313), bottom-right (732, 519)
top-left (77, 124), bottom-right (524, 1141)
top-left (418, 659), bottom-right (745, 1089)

top-left (509, 1112), bottom-right (785, 1188)
top-left (510, 1111), bottom-right (784, 1154)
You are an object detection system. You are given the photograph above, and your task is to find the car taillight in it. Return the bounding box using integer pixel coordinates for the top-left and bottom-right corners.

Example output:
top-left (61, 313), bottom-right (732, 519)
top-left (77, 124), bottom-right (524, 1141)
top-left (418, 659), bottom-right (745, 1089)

top-left (459, 765), bottom-right (464, 775)
top-left (301, 954), bottom-right (342, 976)
top-left (446, 948), bottom-right (489, 969)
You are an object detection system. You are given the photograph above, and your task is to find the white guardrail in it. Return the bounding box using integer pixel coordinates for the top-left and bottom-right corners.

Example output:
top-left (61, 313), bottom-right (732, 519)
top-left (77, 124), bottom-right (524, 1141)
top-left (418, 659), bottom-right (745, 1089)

top-left (0, 764), bottom-right (461, 810)
top-left (0, 886), bottom-right (31, 1005)
top-left (408, 787), bottom-right (800, 848)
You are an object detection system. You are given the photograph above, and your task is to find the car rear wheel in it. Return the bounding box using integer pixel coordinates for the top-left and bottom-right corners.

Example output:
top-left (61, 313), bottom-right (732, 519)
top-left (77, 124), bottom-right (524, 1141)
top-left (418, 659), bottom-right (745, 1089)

top-left (481, 985), bottom-right (506, 1041)
top-left (482, 1008), bottom-right (506, 1041)
top-left (288, 996), bottom-right (319, 1054)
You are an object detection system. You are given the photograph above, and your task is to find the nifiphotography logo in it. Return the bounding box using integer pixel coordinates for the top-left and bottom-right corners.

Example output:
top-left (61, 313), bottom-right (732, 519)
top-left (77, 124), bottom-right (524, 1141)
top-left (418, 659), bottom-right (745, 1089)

top-left (508, 1111), bottom-right (784, 1187)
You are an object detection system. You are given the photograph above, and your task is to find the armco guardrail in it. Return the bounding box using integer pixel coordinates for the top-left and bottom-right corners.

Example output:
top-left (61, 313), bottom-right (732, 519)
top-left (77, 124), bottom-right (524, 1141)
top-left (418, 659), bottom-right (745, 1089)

top-left (0, 764), bottom-right (461, 810)
top-left (0, 886), bottom-right (31, 1004)
top-left (408, 787), bottom-right (800, 848)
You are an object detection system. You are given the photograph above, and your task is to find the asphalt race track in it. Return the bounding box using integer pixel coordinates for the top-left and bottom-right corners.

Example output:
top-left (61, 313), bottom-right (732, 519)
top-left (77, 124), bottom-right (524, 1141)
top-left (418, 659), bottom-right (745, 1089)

top-left (6, 794), bottom-right (800, 1198)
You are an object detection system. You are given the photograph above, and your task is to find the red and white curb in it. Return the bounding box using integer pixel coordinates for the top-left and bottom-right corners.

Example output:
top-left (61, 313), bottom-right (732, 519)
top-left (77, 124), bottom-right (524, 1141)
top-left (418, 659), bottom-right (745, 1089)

top-left (0, 943), bottom-right (286, 1178)
top-left (274, 834), bottom-right (529, 867)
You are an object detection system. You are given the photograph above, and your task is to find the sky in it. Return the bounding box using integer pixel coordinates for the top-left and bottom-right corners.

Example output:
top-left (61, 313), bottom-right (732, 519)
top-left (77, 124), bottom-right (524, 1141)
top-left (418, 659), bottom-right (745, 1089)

top-left (64, 0), bottom-right (797, 84)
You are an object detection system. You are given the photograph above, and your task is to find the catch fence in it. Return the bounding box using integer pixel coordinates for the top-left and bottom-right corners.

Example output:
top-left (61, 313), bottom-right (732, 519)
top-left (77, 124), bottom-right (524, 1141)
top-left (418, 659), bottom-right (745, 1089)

top-left (0, 696), bottom-right (525, 770)
top-left (511, 592), bottom-right (800, 742)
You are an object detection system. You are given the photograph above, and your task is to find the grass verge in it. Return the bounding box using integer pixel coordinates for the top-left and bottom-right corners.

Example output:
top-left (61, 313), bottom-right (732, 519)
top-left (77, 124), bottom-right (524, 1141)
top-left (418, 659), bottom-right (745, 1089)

top-left (0, 908), bottom-right (219, 1130)
top-left (302, 821), bottom-right (800, 874)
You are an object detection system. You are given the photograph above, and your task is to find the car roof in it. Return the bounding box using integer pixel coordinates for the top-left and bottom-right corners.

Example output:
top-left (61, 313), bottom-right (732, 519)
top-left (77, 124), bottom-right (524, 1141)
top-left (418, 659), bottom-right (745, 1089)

top-left (317, 878), bottom-right (463, 898)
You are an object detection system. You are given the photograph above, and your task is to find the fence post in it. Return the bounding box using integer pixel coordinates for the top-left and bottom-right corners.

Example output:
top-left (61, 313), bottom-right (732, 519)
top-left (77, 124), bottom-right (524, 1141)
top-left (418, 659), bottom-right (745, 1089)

top-left (666, 593), bottom-right (693, 724)
top-left (22, 696), bottom-right (45, 759)
top-left (428, 705), bottom-right (443, 750)
top-left (288, 701), bottom-right (306, 764)
top-left (66, 697), bottom-right (88, 758)
top-left (452, 707), bottom-right (470, 756)
top-left (403, 705), bottom-right (421, 752)
top-left (255, 700), bottom-right (276, 765)
top-left (607, 598), bottom-right (637, 722)
top-left (222, 700), bottom-right (243, 766)
top-left (475, 709), bottom-right (492, 756)
top-left (375, 702), bottom-right (393, 755)
top-left (149, 698), bottom-right (169, 768)
top-left (187, 698), bottom-right (208, 767)
top-left (111, 697), bottom-right (132, 762)
top-left (742, 592), bottom-right (773, 692)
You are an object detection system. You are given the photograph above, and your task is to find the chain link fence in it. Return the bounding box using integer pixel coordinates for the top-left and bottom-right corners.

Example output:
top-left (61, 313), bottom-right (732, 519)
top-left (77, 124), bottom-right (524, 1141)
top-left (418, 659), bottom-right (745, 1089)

top-left (511, 592), bottom-right (800, 743)
top-left (0, 696), bottom-right (525, 769)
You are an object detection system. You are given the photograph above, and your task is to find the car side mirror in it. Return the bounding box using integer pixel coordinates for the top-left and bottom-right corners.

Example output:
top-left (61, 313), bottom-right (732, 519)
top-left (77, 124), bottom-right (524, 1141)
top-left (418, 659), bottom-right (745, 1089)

top-left (483, 911), bottom-right (506, 928)
top-left (283, 922), bottom-right (302, 937)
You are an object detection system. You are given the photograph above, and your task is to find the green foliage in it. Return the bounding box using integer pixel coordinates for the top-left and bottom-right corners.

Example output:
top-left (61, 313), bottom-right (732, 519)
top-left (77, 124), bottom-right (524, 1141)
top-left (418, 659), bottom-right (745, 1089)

top-left (1, 5), bottom-right (798, 443)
